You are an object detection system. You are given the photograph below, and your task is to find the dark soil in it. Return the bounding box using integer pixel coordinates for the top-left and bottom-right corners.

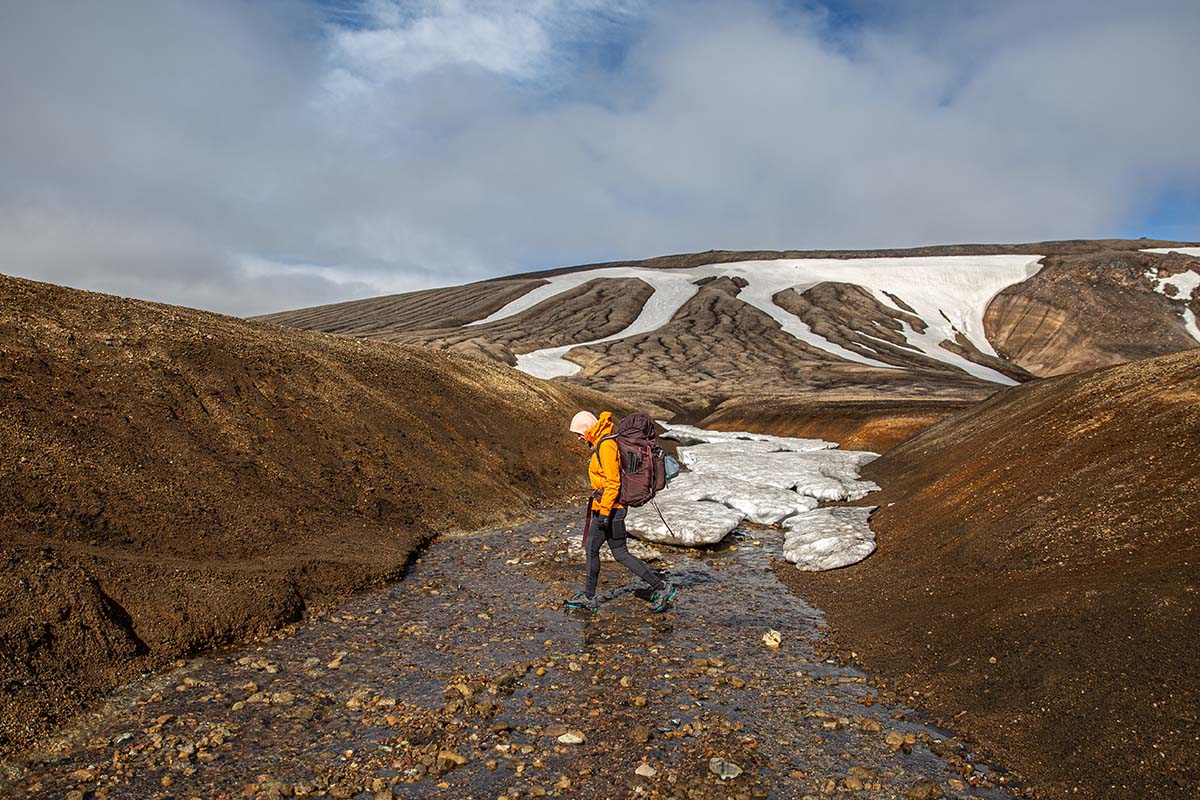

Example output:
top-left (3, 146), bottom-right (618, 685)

top-left (0, 273), bottom-right (625, 757)
top-left (778, 348), bottom-right (1200, 799)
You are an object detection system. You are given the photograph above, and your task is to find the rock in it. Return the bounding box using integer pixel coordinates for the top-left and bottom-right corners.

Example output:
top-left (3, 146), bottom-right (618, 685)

top-left (762, 629), bottom-right (782, 649)
top-left (631, 724), bottom-right (652, 744)
top-left (905, 778), bottom-right (944, 800)
top-left (635, 764), bottom-right (658, 778)
top-left (557, 731), bottom-right (585, 745)
top-left (436, 750), bottom-right (468, 773)
top-left (708, 757), bottom-right (743, 780)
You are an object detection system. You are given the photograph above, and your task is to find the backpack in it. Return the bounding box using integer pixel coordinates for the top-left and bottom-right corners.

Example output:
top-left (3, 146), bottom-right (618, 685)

top-left (594, 412), bottom-right (679, 507)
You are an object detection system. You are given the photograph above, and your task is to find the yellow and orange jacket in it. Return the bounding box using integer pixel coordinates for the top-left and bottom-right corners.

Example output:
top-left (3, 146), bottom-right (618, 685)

top-left (583, 411), bottom-right (624, 516)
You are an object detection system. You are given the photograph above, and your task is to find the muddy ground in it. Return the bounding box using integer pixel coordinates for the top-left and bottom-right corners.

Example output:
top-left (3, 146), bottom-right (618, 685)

top-left (3, 509), bottom-right (1021, 800)
top-left (783, 349), bottom-right (1200, 799)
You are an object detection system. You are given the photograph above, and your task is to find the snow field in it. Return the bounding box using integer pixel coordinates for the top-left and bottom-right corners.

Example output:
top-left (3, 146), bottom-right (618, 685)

top-left (623, 425), bottom-right (880, 570)
top-left (474, 255), bottom-right (1042, 383)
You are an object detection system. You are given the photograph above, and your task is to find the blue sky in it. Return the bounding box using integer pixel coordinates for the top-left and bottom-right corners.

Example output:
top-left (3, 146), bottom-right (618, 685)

top-left (0, 0), bottom-right (1197, 315)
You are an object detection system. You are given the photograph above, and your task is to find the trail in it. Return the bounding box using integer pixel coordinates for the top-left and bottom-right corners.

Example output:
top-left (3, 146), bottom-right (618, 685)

top-left (4, 509), bottom-right (1020, 800)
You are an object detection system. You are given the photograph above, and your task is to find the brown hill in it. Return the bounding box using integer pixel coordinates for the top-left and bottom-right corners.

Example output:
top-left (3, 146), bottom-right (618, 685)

top-left (782, 348), bottom-right (1200, 799)
top-left (0, 273), bottom-right (619, 756)
top-left (257, 239), bottom-right (1199, 420)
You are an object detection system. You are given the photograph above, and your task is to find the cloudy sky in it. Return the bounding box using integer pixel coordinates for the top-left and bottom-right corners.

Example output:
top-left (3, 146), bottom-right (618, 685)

top-left (2, 0), bottom-right (1198, 316)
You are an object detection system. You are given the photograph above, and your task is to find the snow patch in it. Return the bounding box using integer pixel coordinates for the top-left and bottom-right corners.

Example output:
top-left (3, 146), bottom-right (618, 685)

top-left (1144, 265), bottom-right (1200, 344)
top-left (658, 422), bottom-right (835, 453)
top-left (625, 499), bottom-right (746, 546)
top-left (475, 256), bottom-right (1042, 384)
top-left (1141, 247), bottom-right (1200, 257)
top-left (783, 507), bottom-right (877, 571)
top-left (624, 425), bottom-right (880, 566)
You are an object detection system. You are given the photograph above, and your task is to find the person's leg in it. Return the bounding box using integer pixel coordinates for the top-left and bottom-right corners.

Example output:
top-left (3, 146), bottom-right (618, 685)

top-left (584, 513), bottom-right (607, 597)
top-left (606, 509), bottom-right (665, 589)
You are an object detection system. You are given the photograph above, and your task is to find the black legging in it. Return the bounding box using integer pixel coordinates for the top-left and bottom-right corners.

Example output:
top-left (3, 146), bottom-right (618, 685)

top-left (585, 507), bottom-right (661, 596)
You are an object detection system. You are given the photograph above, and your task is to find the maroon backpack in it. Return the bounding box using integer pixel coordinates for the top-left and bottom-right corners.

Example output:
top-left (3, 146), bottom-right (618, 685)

top-left (595, 412), bottom-right (668, 507)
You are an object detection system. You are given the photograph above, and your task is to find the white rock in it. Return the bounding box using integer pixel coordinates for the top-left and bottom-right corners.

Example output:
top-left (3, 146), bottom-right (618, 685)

top-left (762, 629), bottom-right (782, 648)
top-left (625, 499), bottom-right (745, 546)
top-left (708, 757), bottom-right (743, 780)
top-left (635, 764), bottom-right (658, 778)
top-left (783, 507), bottom-right (877, 571)
top-left (557, 731), bottom-right (585, 745)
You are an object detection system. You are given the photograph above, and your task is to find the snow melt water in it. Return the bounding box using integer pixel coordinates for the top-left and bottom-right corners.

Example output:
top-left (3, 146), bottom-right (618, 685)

top-left (474, 255), bottom-right (1043, 384)
top-left (622, 424), bottom-right (880, 570)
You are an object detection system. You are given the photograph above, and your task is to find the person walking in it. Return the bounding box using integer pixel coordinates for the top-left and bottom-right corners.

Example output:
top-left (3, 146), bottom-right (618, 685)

top-left (564, 410), bottom-right (678, 613)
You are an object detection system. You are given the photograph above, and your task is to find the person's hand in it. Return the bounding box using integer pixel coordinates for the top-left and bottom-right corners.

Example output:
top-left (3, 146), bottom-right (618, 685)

top-left (596, 513), bottom-right (611, 533)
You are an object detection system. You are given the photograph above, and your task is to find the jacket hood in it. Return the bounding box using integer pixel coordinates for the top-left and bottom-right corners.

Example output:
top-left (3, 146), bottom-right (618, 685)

top-left (583, 411), bottom-right (615, 445)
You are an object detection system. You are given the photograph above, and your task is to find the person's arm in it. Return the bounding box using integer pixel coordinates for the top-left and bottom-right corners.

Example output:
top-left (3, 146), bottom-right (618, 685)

top-left (596, 439), bottom-right (621, 516)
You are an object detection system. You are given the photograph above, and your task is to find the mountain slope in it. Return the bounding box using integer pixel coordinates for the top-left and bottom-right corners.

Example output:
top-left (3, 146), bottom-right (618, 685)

top-left (259, 240), bottom-right (1200, 417)
top-left (0, 272), bottom-right (620, 755)
top-left (782, 348), bottom-right (1200, 799)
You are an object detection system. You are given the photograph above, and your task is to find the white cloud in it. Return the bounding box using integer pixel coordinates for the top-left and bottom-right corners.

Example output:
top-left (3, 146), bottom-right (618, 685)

top-left (0, 0), bottom-right (1197, 316)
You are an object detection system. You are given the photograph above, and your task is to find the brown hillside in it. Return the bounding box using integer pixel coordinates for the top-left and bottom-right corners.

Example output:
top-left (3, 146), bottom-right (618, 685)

top-left (0, 273), bottom-right (620, 756)
top-left (256, 239), bottom-right (1198, 413)
top-left (782, 348), bottom-right (1200, 799)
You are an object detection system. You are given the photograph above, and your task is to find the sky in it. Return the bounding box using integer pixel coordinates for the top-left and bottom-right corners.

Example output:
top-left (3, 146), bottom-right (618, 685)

top-left (1, 0), bottom-right (1198, 316)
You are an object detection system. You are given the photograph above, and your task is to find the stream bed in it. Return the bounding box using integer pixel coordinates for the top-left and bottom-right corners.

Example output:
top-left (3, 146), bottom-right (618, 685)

top-left (3, 508), bottom-right (1020, 800)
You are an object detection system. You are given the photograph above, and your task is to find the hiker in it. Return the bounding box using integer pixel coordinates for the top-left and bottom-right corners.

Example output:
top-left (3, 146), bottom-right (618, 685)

top-left (564, 410), bottom-right (678, 613)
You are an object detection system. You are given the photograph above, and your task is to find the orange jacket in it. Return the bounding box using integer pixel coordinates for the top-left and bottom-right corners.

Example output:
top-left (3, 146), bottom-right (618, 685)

top-left (583, 411), bottom-right (623, 516)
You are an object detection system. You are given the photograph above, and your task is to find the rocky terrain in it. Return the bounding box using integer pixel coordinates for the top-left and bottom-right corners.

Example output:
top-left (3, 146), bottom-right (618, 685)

top-left (259, 240), bottom-right (1200, 430)
top-left (3, 509), bottom-right (1022, 800)
top-left (0, 273), bottom-right (624, 756)
top-left (783, 348), bottom-right (1200, 799)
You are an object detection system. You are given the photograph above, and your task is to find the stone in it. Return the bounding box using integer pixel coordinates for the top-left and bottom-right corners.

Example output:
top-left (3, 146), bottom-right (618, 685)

top-left (635, 764), bottom-right (658, 778)
top-left (708, 757), bottom-right (743, 780)
top-left (436, 750), bottom-right (468, 773)
top-left (557, 732), bottom-right (585, 745)
top-left (762, 629), bottom-right (782, 648)
top-left (905, 778), bottom-right (944, 800)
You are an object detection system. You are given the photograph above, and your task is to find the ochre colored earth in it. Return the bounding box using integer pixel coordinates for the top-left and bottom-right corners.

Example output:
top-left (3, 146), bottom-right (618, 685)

top-left (779, 348), bottom-right (1200, 800)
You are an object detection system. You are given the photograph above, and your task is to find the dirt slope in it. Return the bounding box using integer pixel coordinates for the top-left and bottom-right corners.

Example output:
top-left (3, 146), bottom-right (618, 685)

top-left (782, 348), bottom-right (1200, 799)
top-left (258, 239), bottom-right (1198, 412)
top-left (0, 273), bottom-right (622, 756)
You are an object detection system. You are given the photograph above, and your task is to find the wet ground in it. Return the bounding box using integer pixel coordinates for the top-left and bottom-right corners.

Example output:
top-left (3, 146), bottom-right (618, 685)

top-left (3, 509), bottom-right (1022, 800)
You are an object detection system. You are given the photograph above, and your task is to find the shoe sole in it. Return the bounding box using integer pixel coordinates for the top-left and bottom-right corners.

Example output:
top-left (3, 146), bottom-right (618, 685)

top-left (564, 601), bottom-right (598, 612)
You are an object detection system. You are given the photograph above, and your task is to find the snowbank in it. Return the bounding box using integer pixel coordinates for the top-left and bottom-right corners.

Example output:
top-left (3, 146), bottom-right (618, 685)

top-left (622, 425), bottom-right (880, 569)
top-left (474, 255), bottom-right (1042, 383)
top-left (782, 507), bottom-right (878, 571)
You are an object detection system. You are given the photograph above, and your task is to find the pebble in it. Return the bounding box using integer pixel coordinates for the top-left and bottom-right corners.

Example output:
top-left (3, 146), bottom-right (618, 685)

top-left (635, 764), bottom-right (658, 778)
top-left (557, 732), bottom-right (585, 745)
top-left (708, 757), bottom-right (743, 780)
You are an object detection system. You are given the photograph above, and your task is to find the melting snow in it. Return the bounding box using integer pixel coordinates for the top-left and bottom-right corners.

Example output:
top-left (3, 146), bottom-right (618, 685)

top-left (1143, 264), bottom-right (1200, 343)
top-left (624, 425), bottom-right (880, 571)
top-left (475, 255), bottom-right (1042, 383)
top-left (783, 507), bottom-right (877, 571)
top-left (1141, 247), bottom-right (1200, 257)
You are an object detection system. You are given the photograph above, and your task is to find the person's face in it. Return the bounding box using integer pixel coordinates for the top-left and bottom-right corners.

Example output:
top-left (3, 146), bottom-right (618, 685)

top-left (576, 432), bottom-right (588, 449)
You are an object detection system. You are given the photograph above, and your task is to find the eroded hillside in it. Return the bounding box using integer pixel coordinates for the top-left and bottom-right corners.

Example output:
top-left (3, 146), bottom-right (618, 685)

top-left (784, 348), bottom-right (1200, 799)
top-left (258, 240), bottom-right (1200, 419)
top-left (0, 273), bottom-right (622, 755)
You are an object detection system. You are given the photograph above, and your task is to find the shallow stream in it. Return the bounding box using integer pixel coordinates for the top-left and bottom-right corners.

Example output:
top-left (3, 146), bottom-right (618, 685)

top-left (4, 508), bottom-right (1017, 800)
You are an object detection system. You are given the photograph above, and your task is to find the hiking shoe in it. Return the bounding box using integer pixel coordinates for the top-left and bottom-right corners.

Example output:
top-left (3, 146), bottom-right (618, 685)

top-left (564, 592), bottom-right (599, 612)
top-left (650, 582), bottom-right (678, 613)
